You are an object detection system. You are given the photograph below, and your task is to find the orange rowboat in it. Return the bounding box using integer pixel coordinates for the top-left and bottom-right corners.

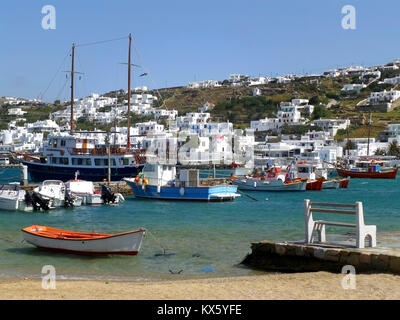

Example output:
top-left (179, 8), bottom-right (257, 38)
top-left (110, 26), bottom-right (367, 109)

top-left (22, 225), bottom-right (146, 256)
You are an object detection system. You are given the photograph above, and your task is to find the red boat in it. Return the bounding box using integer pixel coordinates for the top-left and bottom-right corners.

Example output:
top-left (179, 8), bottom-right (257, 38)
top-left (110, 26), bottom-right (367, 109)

top-left (337, 167), bottom-right (398, 179)
top-left (306, 179), bottom-right (323, 191)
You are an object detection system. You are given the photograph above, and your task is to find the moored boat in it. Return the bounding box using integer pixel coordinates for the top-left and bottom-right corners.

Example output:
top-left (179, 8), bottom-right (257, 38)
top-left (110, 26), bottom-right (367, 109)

top-left (20, 134), bottom-right (144, 182)
top-left (0, 185), bottom-right (32, 212)
top-left (33, 180), bottom-right (66, 207)
top-left (322, 177), bottom-right (350, 189)
top-left (337, 167), bottom-right (398, 179)
top-left (22, 225), bottom-right (146, 256)
top-left (124, 163), bottom-right (240, 201)
top-left (232, 167), bottom-right (306, 192)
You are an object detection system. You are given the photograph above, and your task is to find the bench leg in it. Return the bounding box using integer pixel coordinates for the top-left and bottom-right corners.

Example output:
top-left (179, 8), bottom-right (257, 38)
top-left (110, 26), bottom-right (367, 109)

top-left (317, 224), bottom-right (326, 243)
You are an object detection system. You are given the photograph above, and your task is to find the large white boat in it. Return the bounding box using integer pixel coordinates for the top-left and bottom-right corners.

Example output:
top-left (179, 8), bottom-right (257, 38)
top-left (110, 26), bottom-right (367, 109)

top-left (20, 133), bottom-right (144, 182)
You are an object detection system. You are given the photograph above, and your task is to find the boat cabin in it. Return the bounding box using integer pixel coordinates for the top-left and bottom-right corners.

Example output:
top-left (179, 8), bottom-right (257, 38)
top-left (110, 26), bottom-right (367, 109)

top-left (142, 163), bottom-right (176, 186)
top-left (296, 162), bottom-right (316, 180)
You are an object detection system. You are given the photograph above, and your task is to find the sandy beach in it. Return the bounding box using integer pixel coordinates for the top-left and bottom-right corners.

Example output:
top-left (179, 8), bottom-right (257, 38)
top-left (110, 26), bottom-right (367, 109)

top-left (1, 272), bottom-right (400, 300)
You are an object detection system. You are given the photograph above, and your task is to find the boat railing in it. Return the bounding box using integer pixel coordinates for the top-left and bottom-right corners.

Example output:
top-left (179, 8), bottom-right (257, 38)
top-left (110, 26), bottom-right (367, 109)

top-left (70, 147), bottom-right (143, 156)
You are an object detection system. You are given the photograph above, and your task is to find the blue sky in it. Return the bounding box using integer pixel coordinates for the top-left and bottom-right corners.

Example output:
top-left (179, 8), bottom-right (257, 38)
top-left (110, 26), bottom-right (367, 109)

top-left (0, 0), bottom-right (399, 102)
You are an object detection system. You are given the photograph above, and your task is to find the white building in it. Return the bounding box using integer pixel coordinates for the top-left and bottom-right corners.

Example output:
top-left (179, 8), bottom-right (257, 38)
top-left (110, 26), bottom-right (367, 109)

top-left (8, 108), bottom-right (27, 116)
top-left (252, 88), bottom-right (262, 96)
top-left (198, 102), bottom-right (215, 113)
top-left (187, 80), bottom-right (221, 89)
top-left (312, 119), bottom-right (351, 137)
top-left (154, 109), bottom-right (178, 120)
top-left (341, 84), bottom-right (366, 93)
top-left (25, 120), bottom-right (59, 132)
top-left (136, 121), bottom-right (165, 135)
top-left (176, 112), bottom-right (211, 129)
top-left (383, 76), bottom-right (400, 85)
top-left (369, 90), bottom-right (400, 104)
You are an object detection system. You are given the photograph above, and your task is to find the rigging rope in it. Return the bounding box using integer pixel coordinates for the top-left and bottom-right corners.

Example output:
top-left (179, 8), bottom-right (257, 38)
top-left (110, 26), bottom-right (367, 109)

top-left (132, 41), bottom-right (165, 108)
top-left (40, 49), bottom-right (71, 101)
top-left (75, 36), bottom-right (128, 48)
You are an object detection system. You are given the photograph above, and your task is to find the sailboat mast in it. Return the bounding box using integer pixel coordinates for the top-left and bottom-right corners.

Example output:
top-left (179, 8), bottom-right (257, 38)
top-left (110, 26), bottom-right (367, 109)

top-left (70, 43), bottom-right (75, 134)
top-left (367, 112), bottom-right (372, 156)
top-left (127, 33), bottom-right (132, 149)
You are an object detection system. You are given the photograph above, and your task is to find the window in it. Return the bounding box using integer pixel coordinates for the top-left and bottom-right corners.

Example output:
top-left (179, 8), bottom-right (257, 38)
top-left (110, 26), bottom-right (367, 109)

top-left (60, 140), bottom-right (66, 147)
top-left (85, 158), bottom-right (91, 166)
top-left (122, 158), bottom-right (129, 166)
top-left (95, 159), bottom-right (102, 166)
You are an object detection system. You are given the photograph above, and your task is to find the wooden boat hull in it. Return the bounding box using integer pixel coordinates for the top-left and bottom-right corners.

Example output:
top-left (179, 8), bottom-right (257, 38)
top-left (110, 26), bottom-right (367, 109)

top-left (322, 178), bottom-right (350, 189)
top-left (124, 179), bottom-right (239, 201)
top-left (22, 225), bottom-right (145, 255)
top-left (337, 168), bottom-right (398, 179)
top-left (306, 179), bottom-right (323, 191)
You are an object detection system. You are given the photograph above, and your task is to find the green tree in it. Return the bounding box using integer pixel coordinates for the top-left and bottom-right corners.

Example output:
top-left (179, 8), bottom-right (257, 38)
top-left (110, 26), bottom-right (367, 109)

top-left (374, 148), bottom-right (386, 156)
top-left (387, 141), bottom-right (400, 157)
top-left (312, 105), bottom-right (330, 120)
top-left (345, 140), bottom-right (356, 151)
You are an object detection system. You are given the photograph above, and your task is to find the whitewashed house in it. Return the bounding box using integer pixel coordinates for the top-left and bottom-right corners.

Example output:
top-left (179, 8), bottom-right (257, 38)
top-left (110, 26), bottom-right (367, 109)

top-left (341, 84), bottom-right (366, 93)
top-left (369, 90), bottom-right (400, 104)
top-left (8, 108), bottom-right (27, 116)
top-left (383, 76), bottom-right (400, 85)
top-left (136, 121), bottom-right (165, 135)
top-left (312, 119), bottom-right (350, 137)
top-left (198, 102), bottom-right (215, 113)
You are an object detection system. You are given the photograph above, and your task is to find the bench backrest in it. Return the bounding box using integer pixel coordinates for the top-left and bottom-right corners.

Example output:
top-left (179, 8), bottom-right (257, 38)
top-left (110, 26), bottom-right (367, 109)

top-left (304, 199), bottom-right (364, 227)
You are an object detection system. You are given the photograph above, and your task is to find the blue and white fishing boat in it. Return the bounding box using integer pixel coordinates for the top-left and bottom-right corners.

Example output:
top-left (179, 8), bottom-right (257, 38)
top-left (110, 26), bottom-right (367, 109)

top-left (124, 163), bottom-right (240, 201)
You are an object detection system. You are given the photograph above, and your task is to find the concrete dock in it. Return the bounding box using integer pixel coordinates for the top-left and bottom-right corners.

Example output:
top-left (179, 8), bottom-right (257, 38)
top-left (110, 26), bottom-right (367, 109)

top-left (241, 240), bottom-right (400, 274)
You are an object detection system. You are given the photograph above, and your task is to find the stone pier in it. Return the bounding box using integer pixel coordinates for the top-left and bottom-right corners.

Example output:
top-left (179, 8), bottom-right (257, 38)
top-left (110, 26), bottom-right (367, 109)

top-left (241, 240), bottom-right (400, 274)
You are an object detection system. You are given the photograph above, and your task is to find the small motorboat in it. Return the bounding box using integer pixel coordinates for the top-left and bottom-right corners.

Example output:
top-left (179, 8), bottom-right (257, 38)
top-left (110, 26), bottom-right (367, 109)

top-left (65, 179), bottom-right (124, 205)
top-left (322, 177), bottom-right (350, 189)
top-left (34, 180), bottom-right (66, 207)
top-left (65, 179), bottom-right (103, 205)
top-left (0, 184), bottom-right (32, 211)
top-left (22, 225), bottom-right (146, 255)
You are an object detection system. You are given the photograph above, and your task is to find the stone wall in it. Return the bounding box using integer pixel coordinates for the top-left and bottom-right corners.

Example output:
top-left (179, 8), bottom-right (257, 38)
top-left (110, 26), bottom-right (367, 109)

top-left (241, 241), bottom-right (400, 274)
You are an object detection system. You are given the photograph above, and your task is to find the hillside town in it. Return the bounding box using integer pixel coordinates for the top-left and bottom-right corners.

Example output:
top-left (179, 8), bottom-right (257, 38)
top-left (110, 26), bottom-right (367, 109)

top-left (1, 58), bottom-right (400, 170)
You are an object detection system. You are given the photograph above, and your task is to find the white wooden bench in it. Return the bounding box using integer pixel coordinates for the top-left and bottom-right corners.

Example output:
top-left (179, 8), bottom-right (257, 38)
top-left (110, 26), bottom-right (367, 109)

top-left (304, 199), bottom-right (376, 249)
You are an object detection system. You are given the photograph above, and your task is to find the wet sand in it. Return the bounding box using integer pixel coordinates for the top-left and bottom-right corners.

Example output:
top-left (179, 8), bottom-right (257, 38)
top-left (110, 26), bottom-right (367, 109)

top-left (1, 272), bottom-right (400, 300)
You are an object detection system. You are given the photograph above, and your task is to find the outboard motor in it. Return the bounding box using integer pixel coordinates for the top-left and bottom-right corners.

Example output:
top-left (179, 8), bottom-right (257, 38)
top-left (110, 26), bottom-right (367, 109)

top-left (24, 191), bottom-right (37, 210)
top-left (101, 184), bottom-right (117, 204)
top-left (64, 192), bottom-right (74, 208)
top-left (31, 192), bottom-right (50, 211)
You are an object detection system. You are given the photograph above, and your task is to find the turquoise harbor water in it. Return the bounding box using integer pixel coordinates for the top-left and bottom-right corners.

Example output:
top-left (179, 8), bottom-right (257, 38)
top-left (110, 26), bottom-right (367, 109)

top-left (0, 169), bottom-right (399, 280)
